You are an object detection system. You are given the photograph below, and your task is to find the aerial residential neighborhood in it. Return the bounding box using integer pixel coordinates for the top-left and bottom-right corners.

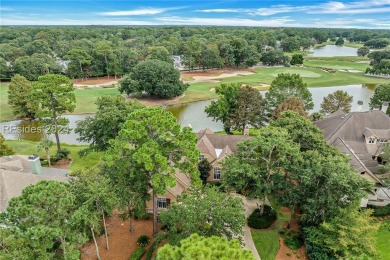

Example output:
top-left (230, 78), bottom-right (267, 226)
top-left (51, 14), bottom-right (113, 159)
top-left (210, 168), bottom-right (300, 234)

top-left (1, 1), bottom-right (390, 260)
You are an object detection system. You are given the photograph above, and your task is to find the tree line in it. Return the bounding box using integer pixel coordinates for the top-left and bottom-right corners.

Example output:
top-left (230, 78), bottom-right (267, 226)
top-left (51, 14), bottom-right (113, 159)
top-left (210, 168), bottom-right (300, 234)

top-left (1, 26), bottom-right (389, 81)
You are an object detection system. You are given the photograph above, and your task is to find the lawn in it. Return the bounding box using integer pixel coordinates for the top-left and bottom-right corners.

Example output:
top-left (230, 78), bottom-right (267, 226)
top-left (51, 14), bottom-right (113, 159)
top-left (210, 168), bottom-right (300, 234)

top-left (176, 82), bottom-right (218, 103)
top-left (4, 140), bottom-right (103, 171)
top-left (304, 59), bottom-right (369, 71)
top-left (376, 220), bottom-right (390, 259)
top-left (0, 84), bottom-right (13, 122)
top-left (219, 66), bottom-right (389, 88)
top-left (251, 196), bottom-right (290, 260)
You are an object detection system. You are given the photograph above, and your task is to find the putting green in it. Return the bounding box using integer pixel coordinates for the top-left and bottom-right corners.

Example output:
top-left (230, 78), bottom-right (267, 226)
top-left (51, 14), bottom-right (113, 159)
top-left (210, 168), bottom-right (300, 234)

top-left (271, 69), bottom-right (322, 78)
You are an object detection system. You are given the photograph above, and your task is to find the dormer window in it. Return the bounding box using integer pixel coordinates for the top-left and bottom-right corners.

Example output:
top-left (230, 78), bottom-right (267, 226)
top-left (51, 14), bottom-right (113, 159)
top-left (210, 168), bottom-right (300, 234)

top-left (368, 138), bottom-right (375, 144)
top-left (199, 154), bottom-right (205, 161)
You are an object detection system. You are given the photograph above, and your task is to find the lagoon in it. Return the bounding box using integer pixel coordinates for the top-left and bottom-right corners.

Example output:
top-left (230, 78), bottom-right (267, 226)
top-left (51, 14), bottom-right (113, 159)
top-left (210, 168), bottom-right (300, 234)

top-left (308, 45), bottom-right (358, 57)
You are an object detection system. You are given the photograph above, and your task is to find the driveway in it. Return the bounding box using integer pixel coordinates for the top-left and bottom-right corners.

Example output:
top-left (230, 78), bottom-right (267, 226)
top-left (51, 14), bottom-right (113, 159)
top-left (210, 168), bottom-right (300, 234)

top-left (231, 193), bottom-right (262, 260)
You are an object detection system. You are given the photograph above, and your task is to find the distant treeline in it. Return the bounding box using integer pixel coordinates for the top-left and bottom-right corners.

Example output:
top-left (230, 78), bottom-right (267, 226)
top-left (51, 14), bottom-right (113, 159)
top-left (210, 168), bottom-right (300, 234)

top-left (0, 26), bottom-right (389, 80)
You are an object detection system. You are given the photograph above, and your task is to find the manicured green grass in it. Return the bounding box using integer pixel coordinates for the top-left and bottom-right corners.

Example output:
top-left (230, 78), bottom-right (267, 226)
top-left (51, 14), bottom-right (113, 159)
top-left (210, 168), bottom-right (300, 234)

top-left (177, 82), bottom-right (218, 103)
top-left (376, 221), bottom-right (390, 259)
top-left (0, 84), bottom-right (13, 122)
top-left (251, 196), bottom-right (290, 260)
top-left (251, 229), bottom-right (279, 260)
top-left (219, 66), bottom-right (389, 88)
top-left (4, 140), bottom-right (103, 171)
top-left (305, 56), bottom-right (369, 62)
top-left (73, 87), bottom-right (120, 114)
top-left (0, 84), bottom-right (119, 122)
top-left (343, 41), bottom-right (364, 48)
top-left (304, 60), bottom-right (369, 71)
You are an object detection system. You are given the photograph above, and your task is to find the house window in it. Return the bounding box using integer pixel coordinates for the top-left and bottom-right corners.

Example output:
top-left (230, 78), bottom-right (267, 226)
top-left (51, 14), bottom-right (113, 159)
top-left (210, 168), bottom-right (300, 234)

top-left (368, 138), bottom-right (375, 144)
top-left (214, 167), bottom-right (221, 180)
top-left (378, 139), bottom-right (387, 143)
top-left (157, 198), bottom-right (167, 209)
top-left (199, 154), bottom-right (205, 161)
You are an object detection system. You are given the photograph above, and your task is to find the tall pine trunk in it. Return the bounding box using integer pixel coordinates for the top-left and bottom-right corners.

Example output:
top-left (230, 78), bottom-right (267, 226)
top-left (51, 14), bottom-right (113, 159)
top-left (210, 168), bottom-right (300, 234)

top-left (153, 190), bottom-right (158, 237)
top-left (61, 236), bottom-right (67, 260)
top-left (101, 208), bottom-right (109, 250)
top-left (129, 207), bottom-right (135, 233)
top-left (91, 226), bottom-right (101, 260)
top-left (50, 93), bottom-right (61, 152)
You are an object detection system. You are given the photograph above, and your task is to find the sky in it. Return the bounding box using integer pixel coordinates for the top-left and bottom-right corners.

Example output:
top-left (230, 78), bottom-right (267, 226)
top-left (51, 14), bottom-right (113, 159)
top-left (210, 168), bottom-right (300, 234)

top-left (1, 0), bottom-right (390, 28)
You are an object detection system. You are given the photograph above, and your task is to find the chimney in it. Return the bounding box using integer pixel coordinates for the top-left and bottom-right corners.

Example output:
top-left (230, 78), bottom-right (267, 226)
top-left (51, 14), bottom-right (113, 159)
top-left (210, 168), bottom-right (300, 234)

top-left (356, 100), bottom-right (363, 112)
top-left (28, 154), bottom-right (43, 175)
top-left (382, 102), bottom-right (389, 114)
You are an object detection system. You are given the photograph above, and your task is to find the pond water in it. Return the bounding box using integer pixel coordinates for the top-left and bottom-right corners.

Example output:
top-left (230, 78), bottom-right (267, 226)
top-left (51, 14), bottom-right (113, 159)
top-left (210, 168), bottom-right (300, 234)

top-left (308, 45), bottom-right (358, 57)
top-left (0, 84), bottom-right (376, 144)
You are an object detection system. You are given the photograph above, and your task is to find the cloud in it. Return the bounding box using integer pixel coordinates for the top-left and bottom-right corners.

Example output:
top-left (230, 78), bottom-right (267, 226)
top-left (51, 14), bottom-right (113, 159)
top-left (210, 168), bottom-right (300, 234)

top-left (0, 18), bottom-right (158, 26)
top-left (97, 7), bottom-right (175, 16)
top-left (308, 0), bottom-right (390, 14)
top-left (196, 9), bottom-right (242, 13)
top-left (254, 5), bottom-right (312, 16)
top-left (156, 16), bottom-right (293, 26)
top-left (197, 0), bottom-right (390, 16)
top-left (0, 7), bottom-right (13, 11)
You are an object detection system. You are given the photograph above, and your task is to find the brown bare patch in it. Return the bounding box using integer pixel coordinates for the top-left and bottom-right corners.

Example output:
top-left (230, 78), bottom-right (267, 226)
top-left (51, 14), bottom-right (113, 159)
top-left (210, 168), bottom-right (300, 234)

top-left (81, 211), bottom-right (156, 260)
top-left (72, 77), bottom-right (121, 85)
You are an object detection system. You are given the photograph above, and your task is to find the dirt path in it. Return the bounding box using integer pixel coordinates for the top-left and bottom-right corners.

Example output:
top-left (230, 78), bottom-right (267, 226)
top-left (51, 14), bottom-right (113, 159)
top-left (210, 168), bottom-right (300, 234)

top-left (231, 193), bottom-right (262, 260)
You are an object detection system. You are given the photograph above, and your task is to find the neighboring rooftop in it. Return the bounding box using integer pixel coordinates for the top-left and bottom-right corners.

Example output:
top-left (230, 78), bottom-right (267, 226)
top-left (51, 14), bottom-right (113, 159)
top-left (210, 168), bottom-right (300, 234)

top-left (314, 110), bottom-right (390, 175)
top-left (197, 128), bottom-right (253, 153)
top-left (0, 155), bottom-right (68, 212)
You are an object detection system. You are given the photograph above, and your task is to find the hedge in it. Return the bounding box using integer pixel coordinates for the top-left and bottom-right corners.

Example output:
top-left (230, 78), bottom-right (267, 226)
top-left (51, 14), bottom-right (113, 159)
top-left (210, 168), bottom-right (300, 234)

top-left (129, 247), bottom-right (146, 260)
top-left (247, 205), bottom-right (277, 229)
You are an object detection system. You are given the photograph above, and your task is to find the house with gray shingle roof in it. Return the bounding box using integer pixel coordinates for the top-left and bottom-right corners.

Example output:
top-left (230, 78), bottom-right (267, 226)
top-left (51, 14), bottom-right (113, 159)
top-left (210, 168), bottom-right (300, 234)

top-left (196, 128), bottom-right (253, 182)
top-left (314, 110), bottom-right (390, 207)
top-left (145, 128), bottom-right (252, 213)
top-left (0, 155), bottom-right (68, 212)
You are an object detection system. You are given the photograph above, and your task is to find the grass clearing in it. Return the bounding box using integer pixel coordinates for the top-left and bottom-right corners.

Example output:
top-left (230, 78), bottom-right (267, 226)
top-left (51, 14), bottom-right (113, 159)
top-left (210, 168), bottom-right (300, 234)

top-left (5, 140), bottom-right (103, 171)
top-left (304, 59), bottom-right (369, 71)
top-left (251, 229), bottom-right (279, 260)
top-left (220, 66), bottom-right (388, 88)
top-left (0, 84), bottom-right (13, 122)
top-left (251, 196), bottom-right (290, 260)
top-left (376, 220), bottom-right (390, 259)
top-left (271, 69), bottom-right (322, 78)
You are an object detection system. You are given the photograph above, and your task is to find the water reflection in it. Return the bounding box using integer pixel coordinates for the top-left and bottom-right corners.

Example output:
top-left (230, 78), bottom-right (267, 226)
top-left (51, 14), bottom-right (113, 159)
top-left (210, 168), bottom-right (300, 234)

top-left (308, 45), bottom-right (358, 57)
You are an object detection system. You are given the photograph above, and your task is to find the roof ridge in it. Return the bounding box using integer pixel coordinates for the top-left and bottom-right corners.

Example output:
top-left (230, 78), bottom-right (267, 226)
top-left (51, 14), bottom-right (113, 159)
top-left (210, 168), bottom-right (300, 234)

top-left (325, 112), bottom-right (353, 141)
top-left (337, 137), bottom-right (382, 184)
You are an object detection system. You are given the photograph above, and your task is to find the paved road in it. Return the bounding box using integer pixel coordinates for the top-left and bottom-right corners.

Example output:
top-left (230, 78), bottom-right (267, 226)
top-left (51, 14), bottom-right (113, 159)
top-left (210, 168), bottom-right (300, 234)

top-left (231, 193), bottom-right (262, 260)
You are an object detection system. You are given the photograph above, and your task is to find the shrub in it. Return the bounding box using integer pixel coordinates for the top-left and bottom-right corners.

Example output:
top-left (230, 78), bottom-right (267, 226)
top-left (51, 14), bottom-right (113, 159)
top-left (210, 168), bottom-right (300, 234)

top-left (280, 227), bottom-right (304, 250)
top-left (134, 210), bottom-right (151, 220)
top-left (129, 247), bottom-right (146, 260)
top-left (247, 205), bottom-right (277, 229)
top-left (373, 204), bottom-right (390, 217)
top-left (146, 233), bottom-right (168, 260)
top-left (284, 235), bottom-right (304, 250)
top-left (137, 235), bottom-right (151, 247)
top-left (54, 148), bottom-right (71, 160)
